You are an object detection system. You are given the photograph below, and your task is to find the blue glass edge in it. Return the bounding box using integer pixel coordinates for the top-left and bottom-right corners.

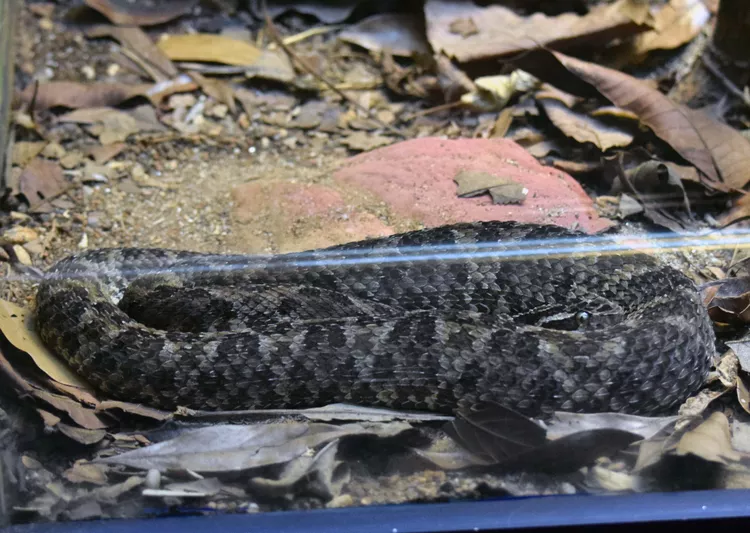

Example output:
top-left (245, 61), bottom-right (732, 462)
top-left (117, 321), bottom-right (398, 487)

top-left (7, 489), bottom-right (750, 533)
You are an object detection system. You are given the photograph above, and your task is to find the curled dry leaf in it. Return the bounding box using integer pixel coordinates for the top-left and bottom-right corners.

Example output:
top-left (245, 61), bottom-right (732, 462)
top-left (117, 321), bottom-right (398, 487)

top-left (18, 81), bottom-right (151, 111)
top-left (339, 13), bottom-right (431, 57)
top-left (614, 160), bottom-right (694, 231)
top-left (84, 0), bottom-right (197, 26)
top-left (517, 50), bottom-right (750, 191)
top-left (629, 0), bottom-right (710, 57)
top-left (702, 276), bottom-right (750, 325)
top-left (460, 71), bottom-right (538, 111)
top-left (98, 422), bottom-right (411, 473)
top-left (674, 412), bottom-right (742, 463)
top-left (539, 98), bottom-right (634, 151)
top-left (85, 25), bottom-right (178, 81)
top-left (0, 300), bottom-right (90, 389)
top-left (157, 34), bottom-right (262, 67)
top-left (248, 440), bottom-right (349, 501)
top-left (425, 0), bottom-right (651, 62)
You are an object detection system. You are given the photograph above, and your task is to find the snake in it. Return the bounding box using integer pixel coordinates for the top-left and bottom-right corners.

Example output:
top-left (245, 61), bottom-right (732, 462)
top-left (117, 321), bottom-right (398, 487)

top-left (34, 221), bottom-right (716, 416)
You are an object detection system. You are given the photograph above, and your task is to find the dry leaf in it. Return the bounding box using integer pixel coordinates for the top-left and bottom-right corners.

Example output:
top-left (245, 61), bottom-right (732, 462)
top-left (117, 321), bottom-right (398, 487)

top-left (717, 192), bottom-right (750, 227)
top-left (157, 34), bottom-right (262, 66)
top-left (425, 0), bottom-right (651, 62)
top-left (702, 276), bottom-right (750, 325)
top-left (519, 50), bottom-right (750, 190)
top-left (461, 71), bottom-right (538, 111)
top-left (12, 141), bottom-right (47, 167)
top-left (99, 422), bottom-right (410, 472)
top-left (97, 400), bottom-right (172, 421)
top-left (18, 158), bottom-right (68, 207)
top-left (86, 143), bottom-right (127, 164)
top-left (454, 170), bottom-right (527, 205)
top-left (674, 412), bottom-right (741, 463)
top-left (0, 301), bottom-right (90, 389)
top-left (18, 81), bottom-right (151, 111)
top-left (339, 13), bottom-right (430, 57)
top-left (539, 99), bottom-right (634, 150)
top-left (58, 106), bottom-right (165, 144)
top-left (630, 0), bottom-right (710, 56)
top-left (84, 0), bottom-right (197, 26)
top-left (64, 461), bottom-right (109, 485)
top-left (85, 25), bottom-right (178, 81)
top-left (340, 131), bottom-right (393, 151)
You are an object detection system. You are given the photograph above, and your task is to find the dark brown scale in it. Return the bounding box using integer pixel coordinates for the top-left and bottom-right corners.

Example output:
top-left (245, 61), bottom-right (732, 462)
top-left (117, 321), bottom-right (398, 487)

top-left (34, 221), bottom-right (716, 416)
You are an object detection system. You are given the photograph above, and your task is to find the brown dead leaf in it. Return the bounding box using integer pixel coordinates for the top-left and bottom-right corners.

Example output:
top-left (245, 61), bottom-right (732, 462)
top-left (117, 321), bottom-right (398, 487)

top-left (339, 13), bottom-right (430, 57)
top-left (97, 400), bottom-right (172, 421)
top-left (539, 99), bottom-right (634, 150)
top-left (12, 141), bottom-right (47, 167)
top-left (84, 0), bottom-right (197, 26)
top-left (85, 25), bottom-right (177, 81)
top-left (85, 143), bottom-right (127, 164)
top-left (58, 106), bottom-right (165, 144)
top-left (717, 192), bottom-right (750, 227)
top-left (59, 424), bottom-right (108, 445)
top-left (157, 34), bottom-right (262, 66)
top-left (18, 81), bottom-right (151, 111)
top-left (37, 409), bottom-right (61, 428)
top-left (518, 50), bottom-right (750, 191)
top-left (674, 412), bottom-right (741, 463)
top-left (64, 461), bottom-right (109, 485)
top-left (702, 276), bottom-right (750, 325)
top-left (34, 390), bottom-right (108, 430)
top-left (18, 158), bottom-right (69, 207)
top-left (187, 73), bottom-right (236, 114)
top-left (0, 301), bottom-right (90, 389)
top-left (425, 0), bottom-right (651, 62)
top-left (630, 0), bottom-right (710, 57)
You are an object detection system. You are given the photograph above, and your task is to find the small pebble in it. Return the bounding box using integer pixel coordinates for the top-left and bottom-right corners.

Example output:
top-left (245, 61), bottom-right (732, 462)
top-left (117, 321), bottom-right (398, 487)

top-left (1, 226), bottom-right (39, 245)
top-left (12, 245), bottom-right (32, 266)
top-left (326, 494), bottom-right (354, 508)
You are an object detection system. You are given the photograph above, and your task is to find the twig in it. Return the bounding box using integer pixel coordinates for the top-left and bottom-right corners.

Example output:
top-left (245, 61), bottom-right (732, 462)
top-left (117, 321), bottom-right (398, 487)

top-left (262, 7), bottom-right (406, 138)
top-left (402, 101), bottom-right (465, 122)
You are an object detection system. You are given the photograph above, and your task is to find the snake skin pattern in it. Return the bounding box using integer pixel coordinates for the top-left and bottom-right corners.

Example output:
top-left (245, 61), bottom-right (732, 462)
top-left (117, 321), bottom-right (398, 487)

top-left (34, 222), bottom-right (716, 416)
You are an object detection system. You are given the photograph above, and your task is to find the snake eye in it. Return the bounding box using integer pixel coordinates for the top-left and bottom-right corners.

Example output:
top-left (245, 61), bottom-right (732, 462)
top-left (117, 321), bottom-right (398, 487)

top-left (575, 311), bottom-right (590, 326)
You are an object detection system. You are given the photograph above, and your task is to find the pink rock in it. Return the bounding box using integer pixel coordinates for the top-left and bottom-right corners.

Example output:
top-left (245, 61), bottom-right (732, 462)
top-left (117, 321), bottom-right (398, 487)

top-left (332, 137), bottom-right (613, 234)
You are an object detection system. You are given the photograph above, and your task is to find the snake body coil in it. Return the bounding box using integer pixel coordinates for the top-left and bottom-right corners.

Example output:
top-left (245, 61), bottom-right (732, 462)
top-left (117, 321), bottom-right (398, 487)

top-left (35, 222), bottom-right (715, 416)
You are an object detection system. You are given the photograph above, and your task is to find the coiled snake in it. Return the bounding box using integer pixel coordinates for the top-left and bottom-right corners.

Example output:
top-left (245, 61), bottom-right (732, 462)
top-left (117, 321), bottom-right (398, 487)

top-left (35, 222), bottom-right (715, 416)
